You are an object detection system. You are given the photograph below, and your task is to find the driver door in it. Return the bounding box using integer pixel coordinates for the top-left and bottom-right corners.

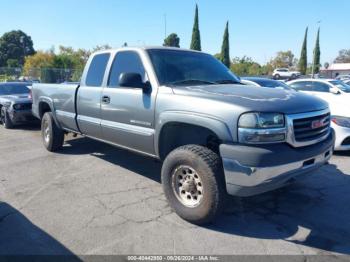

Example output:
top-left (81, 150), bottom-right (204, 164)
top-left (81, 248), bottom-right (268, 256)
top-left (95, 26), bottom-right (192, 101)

top-left (100, 50), bottom-right (157, 155)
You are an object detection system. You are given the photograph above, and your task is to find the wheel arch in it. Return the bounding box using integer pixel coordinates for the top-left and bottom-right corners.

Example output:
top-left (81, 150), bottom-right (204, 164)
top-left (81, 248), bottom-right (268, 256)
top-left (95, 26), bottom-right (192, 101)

top-left (155, 112), bottom-right (232, 160)
top-left (37, 97), bottom-right (61, 128)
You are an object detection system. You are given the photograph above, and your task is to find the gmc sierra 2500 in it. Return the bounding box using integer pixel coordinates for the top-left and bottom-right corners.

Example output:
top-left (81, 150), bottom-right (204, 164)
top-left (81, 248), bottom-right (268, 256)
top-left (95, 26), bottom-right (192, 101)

top-left (31, 47), bottom-right (335, 224)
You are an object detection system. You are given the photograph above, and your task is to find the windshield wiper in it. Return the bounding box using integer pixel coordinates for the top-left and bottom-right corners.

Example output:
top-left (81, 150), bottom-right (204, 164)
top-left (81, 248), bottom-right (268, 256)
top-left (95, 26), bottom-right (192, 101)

top-left (168, 79), bottom-right (216, 86)
top-left (214, 79), bottom-right (241, 84)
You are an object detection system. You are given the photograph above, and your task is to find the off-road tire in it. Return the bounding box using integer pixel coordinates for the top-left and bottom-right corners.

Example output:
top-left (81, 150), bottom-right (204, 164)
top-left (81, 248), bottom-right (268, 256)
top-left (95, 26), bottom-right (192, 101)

top-left (41, 112), bottom-right (64, 152)
top-left (161, 145), bottom-right (226, 225)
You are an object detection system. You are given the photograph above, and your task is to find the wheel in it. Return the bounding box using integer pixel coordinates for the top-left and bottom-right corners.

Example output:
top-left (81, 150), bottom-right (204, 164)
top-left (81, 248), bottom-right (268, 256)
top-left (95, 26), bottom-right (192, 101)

top-left (161, 145), bottom-right (226, 225)
top-left (1, 107), bottom-right (13, 129)
top-left (274, 74), bottom-right (280, 80)
top-left (291, 74), bottom-right (296, 79)
top-left (41, 112), bottom-right (64, 152)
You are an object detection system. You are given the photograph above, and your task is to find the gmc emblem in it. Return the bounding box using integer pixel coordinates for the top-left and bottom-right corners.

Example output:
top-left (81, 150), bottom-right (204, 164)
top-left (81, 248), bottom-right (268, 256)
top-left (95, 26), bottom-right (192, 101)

top-left (311, 118), bottom-right (327, 129)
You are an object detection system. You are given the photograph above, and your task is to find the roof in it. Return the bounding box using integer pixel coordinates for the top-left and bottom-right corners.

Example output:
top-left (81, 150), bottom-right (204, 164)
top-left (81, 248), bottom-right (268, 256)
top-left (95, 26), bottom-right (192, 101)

top-left (327, 63), bottom-right (350, 70)
top-left (93, 46), bottom-right (203, 55)
top-left (242, 77), bottom-right (273, 81)
top-left (287, 78), bottom-right (334, 84)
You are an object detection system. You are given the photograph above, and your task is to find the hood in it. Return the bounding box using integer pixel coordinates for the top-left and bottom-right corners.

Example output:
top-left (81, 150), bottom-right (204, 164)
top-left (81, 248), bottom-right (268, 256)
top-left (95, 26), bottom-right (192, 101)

top-left (0, 93), bottom-right (32, 104)
top-left (171, 84), bottom-right (328, 114)
top-left (323, 94), bottom-right (350, 117)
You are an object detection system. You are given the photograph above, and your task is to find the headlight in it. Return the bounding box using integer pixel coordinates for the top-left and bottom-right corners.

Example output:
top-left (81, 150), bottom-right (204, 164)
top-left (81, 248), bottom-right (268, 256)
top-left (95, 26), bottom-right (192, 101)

top-left (238, 112), bottom-right (286, 144)
top-left (13, 104), bottom-right (23, 110)
top-left (332, 116), bottom-right (350, 128)
top-left (239, 112), bottom-right (285, 129)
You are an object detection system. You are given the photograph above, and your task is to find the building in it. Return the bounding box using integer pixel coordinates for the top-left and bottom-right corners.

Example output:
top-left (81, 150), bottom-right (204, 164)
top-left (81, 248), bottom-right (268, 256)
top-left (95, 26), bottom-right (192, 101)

top-left (321, 63), bottom-right (350, 78)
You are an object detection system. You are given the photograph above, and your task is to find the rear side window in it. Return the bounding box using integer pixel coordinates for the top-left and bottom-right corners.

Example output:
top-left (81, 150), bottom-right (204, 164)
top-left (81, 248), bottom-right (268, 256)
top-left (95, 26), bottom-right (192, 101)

top-left (289, 81), bottom-right (312, 91)
top-left (312, 82), bottom-right (330, 92)
top-left (86, 53), bottom-right (110, 87)
top-left (108, 51), bottom-right (146, 87)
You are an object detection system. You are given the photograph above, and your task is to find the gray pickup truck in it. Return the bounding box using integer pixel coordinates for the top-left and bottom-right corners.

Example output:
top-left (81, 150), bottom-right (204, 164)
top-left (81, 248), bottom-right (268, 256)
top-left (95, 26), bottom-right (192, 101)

top-left (32, 47), bottom-right (335, 224)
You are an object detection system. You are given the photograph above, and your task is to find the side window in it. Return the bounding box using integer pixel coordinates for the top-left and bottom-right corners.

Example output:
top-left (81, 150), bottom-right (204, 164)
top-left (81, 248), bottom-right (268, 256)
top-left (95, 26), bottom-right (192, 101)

top-left (108, 51), bottom-right (146, 87)
top-left (86, 53), bottom-right (110, 87)
top-left (312, 82), bottom-right (330, 93)
top-left (289, 81), bottom-right (312, 91)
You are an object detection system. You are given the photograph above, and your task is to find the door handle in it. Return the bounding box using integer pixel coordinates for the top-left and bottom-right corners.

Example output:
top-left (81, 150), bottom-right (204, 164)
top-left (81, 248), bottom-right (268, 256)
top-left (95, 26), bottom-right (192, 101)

top-left (102, 96), bottom-right (110, 104)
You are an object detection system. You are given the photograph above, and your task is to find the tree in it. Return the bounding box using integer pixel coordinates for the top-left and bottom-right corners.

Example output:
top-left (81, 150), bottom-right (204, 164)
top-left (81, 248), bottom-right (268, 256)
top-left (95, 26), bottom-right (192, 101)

top-left (298, 27), bottom-right (308, 75)
top-left (190, 4), bottom-right (201, 51)
top-left (6, 59), bottom-right (20, 68)
top-left (0, 30), bottom-right (35, 67)
top-left (214, 53), bottom-right (222, 60)
top-left (334, 49), bottom-right (350, 63)
top-left (270, 50), bottom-right (297, 69)
top-left (23, 50), bottom-right (55, 77)
top-left (163, 33), bottom-right (180, 47)
top-left (220, 21), bottom-right (230, 68)
top-left (91, 44), bottom-right (112, 53)
top-left (312, 28), bottom-right (321, 75)
top-left (230, 56), bottom-right (262, 76)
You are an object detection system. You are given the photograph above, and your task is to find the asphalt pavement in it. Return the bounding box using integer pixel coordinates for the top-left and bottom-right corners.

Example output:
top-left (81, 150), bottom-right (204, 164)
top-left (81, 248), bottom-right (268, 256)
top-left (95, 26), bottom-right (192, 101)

top-left (1, 124), bottom-right (350, 256)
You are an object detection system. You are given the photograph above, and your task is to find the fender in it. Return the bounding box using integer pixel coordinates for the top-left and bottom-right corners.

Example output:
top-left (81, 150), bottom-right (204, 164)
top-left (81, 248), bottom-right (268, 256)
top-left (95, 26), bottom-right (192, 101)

top-left (37, 96), bottom-right (62, 129)
top-left (155, 111), bottom-right (233, 157)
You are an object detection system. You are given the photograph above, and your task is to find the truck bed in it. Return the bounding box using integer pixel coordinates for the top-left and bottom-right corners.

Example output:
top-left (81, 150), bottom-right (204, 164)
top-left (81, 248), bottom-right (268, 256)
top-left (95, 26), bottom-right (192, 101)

top-left (32, 83), bottom-right (80, 132)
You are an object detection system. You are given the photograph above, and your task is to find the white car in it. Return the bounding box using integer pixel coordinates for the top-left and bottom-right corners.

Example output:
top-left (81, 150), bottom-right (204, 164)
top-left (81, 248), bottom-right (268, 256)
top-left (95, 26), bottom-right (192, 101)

top-left (342, 79), bottom-right (350, 85)
top-left (273, 68), bottom-right (301, 80)
top-left (288, 79), bottom-right (350, 151)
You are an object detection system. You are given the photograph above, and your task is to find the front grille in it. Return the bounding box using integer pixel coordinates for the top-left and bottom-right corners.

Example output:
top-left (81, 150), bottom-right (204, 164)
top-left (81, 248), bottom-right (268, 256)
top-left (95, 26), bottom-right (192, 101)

top-left (293, 112), bottom-right (330, 142)
top-left (16, 103), bottom-right (32, 110)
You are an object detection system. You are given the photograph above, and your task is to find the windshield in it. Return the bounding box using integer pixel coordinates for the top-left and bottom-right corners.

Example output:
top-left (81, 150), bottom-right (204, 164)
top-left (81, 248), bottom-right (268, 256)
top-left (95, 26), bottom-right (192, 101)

top-left (0, 84), bottom-right (30, 95)
top-left (329, 80), bottom-right (350, 93)
top-left (147, 49), bottom-right (240, 86)
top-left (248, 79), bottom-right (291, 90)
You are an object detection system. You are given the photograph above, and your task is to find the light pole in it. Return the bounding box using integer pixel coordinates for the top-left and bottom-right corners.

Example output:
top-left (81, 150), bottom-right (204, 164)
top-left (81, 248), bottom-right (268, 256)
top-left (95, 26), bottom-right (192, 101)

top-left (19, 36), bottom-right (26, 64)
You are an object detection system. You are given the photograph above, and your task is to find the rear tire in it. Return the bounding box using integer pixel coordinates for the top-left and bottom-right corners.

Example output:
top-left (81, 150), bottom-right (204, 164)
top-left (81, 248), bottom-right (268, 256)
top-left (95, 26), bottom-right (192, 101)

top-left (41, 112), bottom-right (64, 152)
top-left (1, 108), bottom-right (13, 129)
top-left (161, 145), bottom-right (226, 225)
top-left (274, 74), bottom-right (280, 80)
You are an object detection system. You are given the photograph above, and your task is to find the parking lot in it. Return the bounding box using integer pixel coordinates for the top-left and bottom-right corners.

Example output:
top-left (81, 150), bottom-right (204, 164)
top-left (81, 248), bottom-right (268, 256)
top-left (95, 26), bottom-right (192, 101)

top-left (1, 124), bottom-right (350, 256)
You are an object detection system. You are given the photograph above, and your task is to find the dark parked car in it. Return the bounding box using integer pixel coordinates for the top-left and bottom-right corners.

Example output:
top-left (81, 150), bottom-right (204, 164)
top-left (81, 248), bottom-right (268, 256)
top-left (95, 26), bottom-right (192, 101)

top-left (241, 77), bottom-right (292, 90)
top-left (0, 82), bottom-right (35, 128)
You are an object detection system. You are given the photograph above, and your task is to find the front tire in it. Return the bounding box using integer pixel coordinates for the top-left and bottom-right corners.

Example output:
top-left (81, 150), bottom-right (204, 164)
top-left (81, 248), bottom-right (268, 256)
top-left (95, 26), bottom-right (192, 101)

top-left (161, 145), bottom-right (226, 225)
top-left (274, 74), bottom-right (280, 80)
top-left (41, 112), bottom-right (64, 152)
top-left (1, 108), bottom-right (13, 129)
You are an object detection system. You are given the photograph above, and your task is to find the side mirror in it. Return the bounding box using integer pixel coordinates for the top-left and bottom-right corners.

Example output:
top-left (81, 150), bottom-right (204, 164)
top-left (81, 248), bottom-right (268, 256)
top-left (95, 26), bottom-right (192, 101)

top-left (330, 88), bottom-right (341, 95)
top-left (119, 72), bottom-right (151, 92)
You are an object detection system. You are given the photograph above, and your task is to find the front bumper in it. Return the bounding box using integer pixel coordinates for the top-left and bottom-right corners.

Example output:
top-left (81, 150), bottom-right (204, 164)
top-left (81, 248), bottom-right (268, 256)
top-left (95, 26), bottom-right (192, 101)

top-left (220, 130), bottom-right (335, 197)
top-left (9, 109), bottom-right (36, 124)
top-left (332, 123), bottom-right (350, 151)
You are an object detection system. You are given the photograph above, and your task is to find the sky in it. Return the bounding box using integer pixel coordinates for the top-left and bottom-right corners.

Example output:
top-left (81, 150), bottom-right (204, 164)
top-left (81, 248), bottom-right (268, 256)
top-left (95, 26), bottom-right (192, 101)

top-left (1, 0), bottom-right (349, 65)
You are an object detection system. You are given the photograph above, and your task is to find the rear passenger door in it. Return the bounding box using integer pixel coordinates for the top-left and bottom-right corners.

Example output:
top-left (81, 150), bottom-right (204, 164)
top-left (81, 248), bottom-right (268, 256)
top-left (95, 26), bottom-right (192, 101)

top-left (289, 81), bottom-right (313, 94)
top-left (310, 81), bottom-right (332, 101)
top-left (100, 50), bottom-right (157, 155)
top-left (77, 52), bottom-right (110, 139)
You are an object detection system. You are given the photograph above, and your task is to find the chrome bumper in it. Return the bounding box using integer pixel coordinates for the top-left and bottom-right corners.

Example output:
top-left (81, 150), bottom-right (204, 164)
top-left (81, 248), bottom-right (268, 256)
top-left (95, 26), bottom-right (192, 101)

top-left (221, 143), bottom-right (333, 197)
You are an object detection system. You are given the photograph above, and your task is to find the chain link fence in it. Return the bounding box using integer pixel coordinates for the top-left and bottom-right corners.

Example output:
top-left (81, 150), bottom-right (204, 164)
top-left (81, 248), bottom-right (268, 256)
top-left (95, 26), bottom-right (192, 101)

top-left (0, 67), bottom-right (82, 83)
